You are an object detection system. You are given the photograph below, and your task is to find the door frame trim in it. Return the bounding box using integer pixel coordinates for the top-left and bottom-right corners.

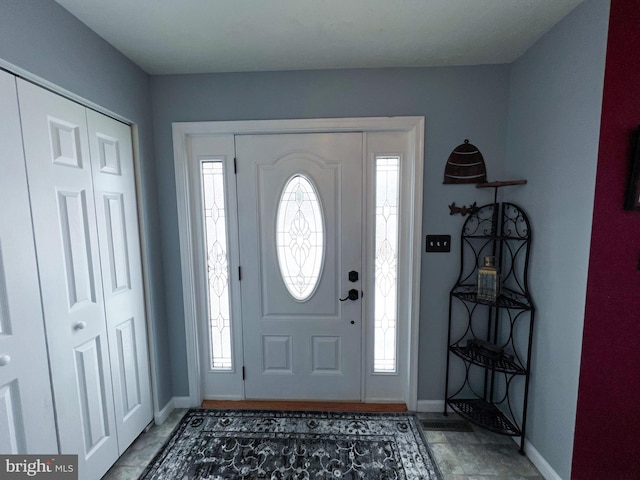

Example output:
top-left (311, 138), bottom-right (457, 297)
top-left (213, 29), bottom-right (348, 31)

top-left (173, 116), bottom-right (424, 410)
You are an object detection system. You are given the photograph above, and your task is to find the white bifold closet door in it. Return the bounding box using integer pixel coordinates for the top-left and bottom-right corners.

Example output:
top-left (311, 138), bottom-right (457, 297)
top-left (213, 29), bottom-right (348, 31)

top-left (85, 109), bottom-right (152, 447)
top-left (17, 79), bottom-right (152, 479)
top-left (0, 72), bottom-right (58, 454)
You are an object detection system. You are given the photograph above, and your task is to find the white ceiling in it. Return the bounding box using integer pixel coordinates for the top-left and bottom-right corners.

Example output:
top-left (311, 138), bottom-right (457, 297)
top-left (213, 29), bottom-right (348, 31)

top-left (55, 0), bottom-right (583, 75)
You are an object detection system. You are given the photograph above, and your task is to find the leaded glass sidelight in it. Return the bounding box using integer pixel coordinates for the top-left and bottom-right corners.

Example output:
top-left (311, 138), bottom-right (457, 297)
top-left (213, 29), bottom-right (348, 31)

top-left (201, 161), bottom-right (232, 370)
top-left (276, 174), bottom-right (324, 301)
top-left (374, 156), bottom-right (400, 373)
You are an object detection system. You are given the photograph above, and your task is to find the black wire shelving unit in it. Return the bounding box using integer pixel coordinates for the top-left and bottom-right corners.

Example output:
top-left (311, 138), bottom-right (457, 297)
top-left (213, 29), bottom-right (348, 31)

top-left (444, 200), bottom-right (535, 454)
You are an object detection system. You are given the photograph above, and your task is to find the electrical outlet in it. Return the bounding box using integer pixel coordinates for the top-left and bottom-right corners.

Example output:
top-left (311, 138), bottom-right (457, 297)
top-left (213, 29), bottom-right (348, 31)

top-left (426, 235), bottom-right (451, 252)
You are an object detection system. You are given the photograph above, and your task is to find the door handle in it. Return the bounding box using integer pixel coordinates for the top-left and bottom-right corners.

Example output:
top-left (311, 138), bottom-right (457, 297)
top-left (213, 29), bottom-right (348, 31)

top-left (340, 289), bottom-right (359, 301)
top-left (0, 354), bottom-right (10, 366)
top-left (348, 270), bottom-right (359, 282)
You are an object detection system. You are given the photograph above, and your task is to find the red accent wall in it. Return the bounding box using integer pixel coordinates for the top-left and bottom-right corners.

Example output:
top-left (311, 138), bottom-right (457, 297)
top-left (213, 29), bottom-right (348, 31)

top-left (572, 0), bottom-right (640, 478)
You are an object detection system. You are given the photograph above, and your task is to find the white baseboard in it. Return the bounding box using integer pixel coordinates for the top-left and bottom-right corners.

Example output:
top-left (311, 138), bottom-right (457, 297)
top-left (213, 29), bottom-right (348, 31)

top-left (154, 398), bottom-right (175, 425)
top-left (364, 398), bottom-right (404, 404)
top-left (173, 396), bottom-right (195, 408)
top-left (203, 394), bottom-right (245, 400)
top-left (154, 396), bottom-right (199, 425)
top-left (415, 400), bottom-right (445, 412)
top-left (514, 437), bottom-right (562, 480)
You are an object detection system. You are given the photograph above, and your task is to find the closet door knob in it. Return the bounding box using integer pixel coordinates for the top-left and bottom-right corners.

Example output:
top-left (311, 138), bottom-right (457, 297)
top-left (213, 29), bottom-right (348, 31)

top-left (0, 355), bottom-right (11, 366)
top-left (74, 321), bottom-right (87, 331)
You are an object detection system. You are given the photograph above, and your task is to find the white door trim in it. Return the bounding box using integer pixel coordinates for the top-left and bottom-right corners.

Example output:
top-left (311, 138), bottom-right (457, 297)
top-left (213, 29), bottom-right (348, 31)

top-left (173, 116), bottom-right (424, 410)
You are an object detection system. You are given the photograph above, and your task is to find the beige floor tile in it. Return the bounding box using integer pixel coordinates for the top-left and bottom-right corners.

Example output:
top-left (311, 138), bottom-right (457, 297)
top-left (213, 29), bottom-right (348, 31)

top-left (115, 435), bottom-right (167, 467)
top-left (102, 465), bottom-right (145, 480)
top-left (430, 442), bottom-right (466, 475)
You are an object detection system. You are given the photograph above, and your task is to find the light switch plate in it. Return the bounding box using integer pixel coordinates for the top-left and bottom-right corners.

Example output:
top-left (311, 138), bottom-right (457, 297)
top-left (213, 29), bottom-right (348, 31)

top-left (426, 235), bottom-right (451, 252)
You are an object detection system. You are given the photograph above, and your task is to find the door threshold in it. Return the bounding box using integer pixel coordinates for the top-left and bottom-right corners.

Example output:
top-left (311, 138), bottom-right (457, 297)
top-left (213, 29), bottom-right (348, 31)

top-left (201, 400), bottom-right (407, 412)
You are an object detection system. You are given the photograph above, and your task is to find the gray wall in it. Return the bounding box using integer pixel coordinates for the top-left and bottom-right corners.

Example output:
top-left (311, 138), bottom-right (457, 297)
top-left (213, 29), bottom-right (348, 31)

top-left (150, 66), bottom-right (511, 396)
top-left (0, 0), bottom-right (173, 409)
top-left (504, 0), bottom-right (609, 477)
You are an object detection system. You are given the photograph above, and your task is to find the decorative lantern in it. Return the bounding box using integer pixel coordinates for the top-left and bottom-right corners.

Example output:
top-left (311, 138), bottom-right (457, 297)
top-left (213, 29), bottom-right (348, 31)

top-left (443, 139), bottom-right (487, 184)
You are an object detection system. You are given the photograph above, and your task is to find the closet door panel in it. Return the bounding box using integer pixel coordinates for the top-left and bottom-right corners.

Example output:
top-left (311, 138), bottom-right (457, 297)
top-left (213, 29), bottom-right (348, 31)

top-left (0, 72), bottom-right (58, 454)
top-left (86, 109), bottom-right (153, 453)
top-left (17, 79), bottom-right (118, 479)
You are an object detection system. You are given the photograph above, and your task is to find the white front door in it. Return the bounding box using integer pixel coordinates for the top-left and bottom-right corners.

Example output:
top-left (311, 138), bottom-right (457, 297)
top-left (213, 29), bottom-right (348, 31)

top-left (0, 71), bottom-right (58, 454)
top-left (236, 133), bottom-right (363, 400)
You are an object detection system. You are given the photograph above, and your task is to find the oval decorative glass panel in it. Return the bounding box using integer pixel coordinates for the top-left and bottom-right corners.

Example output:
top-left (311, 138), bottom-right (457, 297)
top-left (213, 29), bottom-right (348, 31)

top-left (276, 174), bottom-right (324, 301)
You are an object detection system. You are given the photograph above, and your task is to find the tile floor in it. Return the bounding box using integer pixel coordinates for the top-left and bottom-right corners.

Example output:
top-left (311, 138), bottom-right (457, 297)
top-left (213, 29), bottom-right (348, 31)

top-left (102, 409), bottom-right (544, 479)
top-left (103, 409), bottom-right (187, 480)
top-left (417, 412), bottom-right (543, 480)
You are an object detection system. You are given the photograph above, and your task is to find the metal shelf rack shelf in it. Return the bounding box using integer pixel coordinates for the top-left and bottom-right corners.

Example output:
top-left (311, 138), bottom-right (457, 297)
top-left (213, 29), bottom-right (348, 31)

top-left (444, 202), bottom-right (535, 454)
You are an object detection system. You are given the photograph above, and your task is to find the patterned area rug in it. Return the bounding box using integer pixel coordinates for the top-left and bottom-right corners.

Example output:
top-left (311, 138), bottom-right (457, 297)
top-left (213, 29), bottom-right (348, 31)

top-left (140, 409), bottom-right (442, 479)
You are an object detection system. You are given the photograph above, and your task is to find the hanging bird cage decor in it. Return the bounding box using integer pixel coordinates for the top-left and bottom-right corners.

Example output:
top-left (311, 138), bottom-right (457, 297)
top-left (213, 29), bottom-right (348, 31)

top-left (443, 139), bottom-right (487, 184)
